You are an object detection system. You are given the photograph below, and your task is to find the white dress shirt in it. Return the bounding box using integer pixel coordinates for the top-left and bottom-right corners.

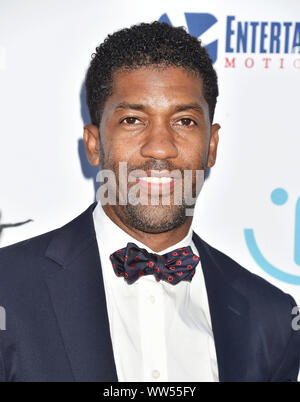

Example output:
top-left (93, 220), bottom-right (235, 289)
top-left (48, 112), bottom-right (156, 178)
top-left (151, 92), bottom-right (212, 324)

top-left (92, 201), bottom-right (219, 382)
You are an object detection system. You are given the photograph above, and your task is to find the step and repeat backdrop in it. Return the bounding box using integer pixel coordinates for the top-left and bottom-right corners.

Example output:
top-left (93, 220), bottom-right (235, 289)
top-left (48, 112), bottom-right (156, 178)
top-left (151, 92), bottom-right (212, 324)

top-left (0, 0), bottom-right (299, 303)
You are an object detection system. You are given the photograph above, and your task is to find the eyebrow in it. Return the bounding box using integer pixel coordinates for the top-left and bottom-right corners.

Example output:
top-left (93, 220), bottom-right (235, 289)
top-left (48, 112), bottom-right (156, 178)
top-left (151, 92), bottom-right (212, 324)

top-left (114, 102), bottom-right (204, 114)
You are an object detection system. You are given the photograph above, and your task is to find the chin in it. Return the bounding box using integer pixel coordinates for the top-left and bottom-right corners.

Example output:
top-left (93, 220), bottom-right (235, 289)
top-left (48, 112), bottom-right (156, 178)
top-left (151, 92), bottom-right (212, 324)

top-left (117, 203), bottom-right (189, 234)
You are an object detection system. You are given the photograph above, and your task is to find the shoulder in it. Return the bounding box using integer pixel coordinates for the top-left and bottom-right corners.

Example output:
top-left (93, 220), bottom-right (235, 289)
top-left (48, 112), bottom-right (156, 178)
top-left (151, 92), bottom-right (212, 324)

top-left (0, 226), bottom-right (59, 298)
top-left (199, 236), bottom-right (298, 311)
top-left (0, 203), bottom-right (96, 288)
top-left (199, 237), bottom-right (300, 360)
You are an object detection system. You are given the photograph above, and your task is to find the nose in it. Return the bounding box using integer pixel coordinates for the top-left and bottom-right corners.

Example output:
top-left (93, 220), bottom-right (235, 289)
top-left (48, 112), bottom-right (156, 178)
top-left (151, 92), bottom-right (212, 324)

top-left (140, 121), bottom-right (178, 160)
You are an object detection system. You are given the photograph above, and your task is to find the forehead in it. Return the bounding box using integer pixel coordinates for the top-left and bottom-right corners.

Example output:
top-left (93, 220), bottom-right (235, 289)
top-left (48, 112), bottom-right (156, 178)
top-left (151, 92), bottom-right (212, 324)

top-left (105, 66), bottom-right (207, 112)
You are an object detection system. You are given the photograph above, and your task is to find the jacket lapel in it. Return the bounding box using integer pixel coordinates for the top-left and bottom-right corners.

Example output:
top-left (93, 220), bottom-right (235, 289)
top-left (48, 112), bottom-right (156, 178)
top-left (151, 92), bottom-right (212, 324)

top-left (43, 202), bottom-right (118, 382)
top-left (192, 232), bottom-right (252, 382)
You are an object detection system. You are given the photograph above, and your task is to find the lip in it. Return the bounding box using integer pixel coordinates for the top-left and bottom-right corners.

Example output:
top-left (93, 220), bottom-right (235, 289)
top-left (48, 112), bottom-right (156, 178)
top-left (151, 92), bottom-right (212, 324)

top-left (135, 176), bottom-right (177, 196)
top-left (130, 169), bottom-right (182, 196)
top-left (137, 176), bottom-right (175, 194)
top-left (132, 169), bottom-right (175, 178)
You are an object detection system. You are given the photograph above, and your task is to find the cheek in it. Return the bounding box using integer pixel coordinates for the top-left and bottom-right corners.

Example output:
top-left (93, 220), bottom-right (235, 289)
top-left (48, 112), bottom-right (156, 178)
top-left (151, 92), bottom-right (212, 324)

top-left (101, 123), bottom-right (128, 160)
top-left (180, 138), bottom-right (208, 170)
top-left (106, 136), bottom-right (140, 168)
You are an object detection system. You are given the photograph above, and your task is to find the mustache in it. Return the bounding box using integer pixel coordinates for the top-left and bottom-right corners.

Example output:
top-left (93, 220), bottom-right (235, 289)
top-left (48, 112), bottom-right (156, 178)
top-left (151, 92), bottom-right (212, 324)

top-left (118, 159), bottom-right (186, 176)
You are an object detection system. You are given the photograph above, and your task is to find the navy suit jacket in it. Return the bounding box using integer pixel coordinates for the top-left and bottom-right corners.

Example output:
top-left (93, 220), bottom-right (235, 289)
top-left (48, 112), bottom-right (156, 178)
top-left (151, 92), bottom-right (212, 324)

top-left (0, 202), bottom-right (299, 382)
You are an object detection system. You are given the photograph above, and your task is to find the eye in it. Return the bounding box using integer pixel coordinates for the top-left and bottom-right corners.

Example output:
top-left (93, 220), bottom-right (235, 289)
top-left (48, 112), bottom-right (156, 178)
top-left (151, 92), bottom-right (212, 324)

top-left (176, 118), bottom-right (197, 127)
top-left (121, 117), bottom-right (142, 125)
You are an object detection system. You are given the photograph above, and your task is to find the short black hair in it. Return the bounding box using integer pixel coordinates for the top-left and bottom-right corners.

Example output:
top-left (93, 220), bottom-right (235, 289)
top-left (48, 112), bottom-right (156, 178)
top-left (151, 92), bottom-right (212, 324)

top-left (85, 21), bottom-right (218, 126)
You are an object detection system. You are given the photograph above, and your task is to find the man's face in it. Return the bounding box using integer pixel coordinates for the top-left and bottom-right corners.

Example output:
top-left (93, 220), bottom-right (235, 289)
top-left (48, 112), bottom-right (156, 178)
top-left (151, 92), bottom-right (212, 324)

top-left (84, 66), bottom-right (219, 234)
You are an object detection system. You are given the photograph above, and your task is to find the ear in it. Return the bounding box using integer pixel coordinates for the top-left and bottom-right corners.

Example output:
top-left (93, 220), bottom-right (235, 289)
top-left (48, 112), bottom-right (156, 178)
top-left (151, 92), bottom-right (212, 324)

top-left (207, 123), bottom-right (220, 168)
top-left (83, 124), bottom-right (100, 166)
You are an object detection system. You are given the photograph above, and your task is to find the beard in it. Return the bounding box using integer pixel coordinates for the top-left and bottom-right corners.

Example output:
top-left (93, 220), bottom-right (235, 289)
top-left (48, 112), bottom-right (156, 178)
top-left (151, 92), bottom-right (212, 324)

top-left (122, 197), bottom-right (187, 234)
top-left (99, 145), bottom-right (205, 234)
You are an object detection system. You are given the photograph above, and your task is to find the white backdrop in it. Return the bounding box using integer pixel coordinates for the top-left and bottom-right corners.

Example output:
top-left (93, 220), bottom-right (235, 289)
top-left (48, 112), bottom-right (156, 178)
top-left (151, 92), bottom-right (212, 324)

top-left (1, 0), bottom-right (300, 304)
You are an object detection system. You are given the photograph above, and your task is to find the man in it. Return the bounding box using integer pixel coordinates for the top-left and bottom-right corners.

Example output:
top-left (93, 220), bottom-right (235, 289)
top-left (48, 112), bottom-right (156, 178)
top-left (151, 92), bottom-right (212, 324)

top-left (0, 21), bottom-right (299, 382)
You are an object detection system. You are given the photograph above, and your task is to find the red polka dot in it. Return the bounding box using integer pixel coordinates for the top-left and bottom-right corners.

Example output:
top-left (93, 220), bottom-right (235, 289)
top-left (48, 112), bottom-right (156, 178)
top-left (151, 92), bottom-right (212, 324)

top-left (176, 260), bottom-right (182, 266)
top-left (168, 276), bottom-right (173, 282)
top-left (177, 271), bottom-right (183, 276)
top-left (154, 266), bottom-right (160, 273)
top-left (147, 261), bottom-right (154, 267)
top-left (169, 266), bottom-right (175, 271)
top-left (139, 270), bottom-right (144, 277)
top-left (135, 256), bottom-right (140, 261)
top-left (182, 250), bottom-right (189, 256)
top-left (187, 265), bottom-right (193, 270)
top-left (172, 252), bottom-right (178, 256)
top-left (193, 255), bottom-right (199, 261)
top-left (124, 273), bottom-right (128, 279)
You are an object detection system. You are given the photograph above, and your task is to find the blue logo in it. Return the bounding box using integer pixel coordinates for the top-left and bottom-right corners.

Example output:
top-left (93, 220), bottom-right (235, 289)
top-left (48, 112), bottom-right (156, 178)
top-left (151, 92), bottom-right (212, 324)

top-left (158, 13), bottom-right (218, 63)
top-left (244, 188), bottom-right (300, 285)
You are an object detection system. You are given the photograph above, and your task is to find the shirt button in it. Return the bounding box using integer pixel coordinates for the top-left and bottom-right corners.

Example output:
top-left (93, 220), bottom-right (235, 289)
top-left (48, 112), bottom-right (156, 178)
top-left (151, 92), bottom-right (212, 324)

top-left (149, 295), bottom-right (156, 304)
top-left (152, 369), bottom-right (160, 379)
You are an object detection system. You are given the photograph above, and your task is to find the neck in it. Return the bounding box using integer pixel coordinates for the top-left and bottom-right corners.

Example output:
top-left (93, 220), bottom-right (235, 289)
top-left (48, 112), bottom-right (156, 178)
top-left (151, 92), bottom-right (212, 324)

top-left (102, 204), bottom-right (193, 252)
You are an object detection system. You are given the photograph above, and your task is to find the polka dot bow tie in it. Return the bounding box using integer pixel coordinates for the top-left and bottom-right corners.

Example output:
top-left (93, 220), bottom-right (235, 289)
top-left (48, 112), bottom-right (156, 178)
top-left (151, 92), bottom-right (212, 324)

top-left (110, 243), bottom-right (200, 285)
